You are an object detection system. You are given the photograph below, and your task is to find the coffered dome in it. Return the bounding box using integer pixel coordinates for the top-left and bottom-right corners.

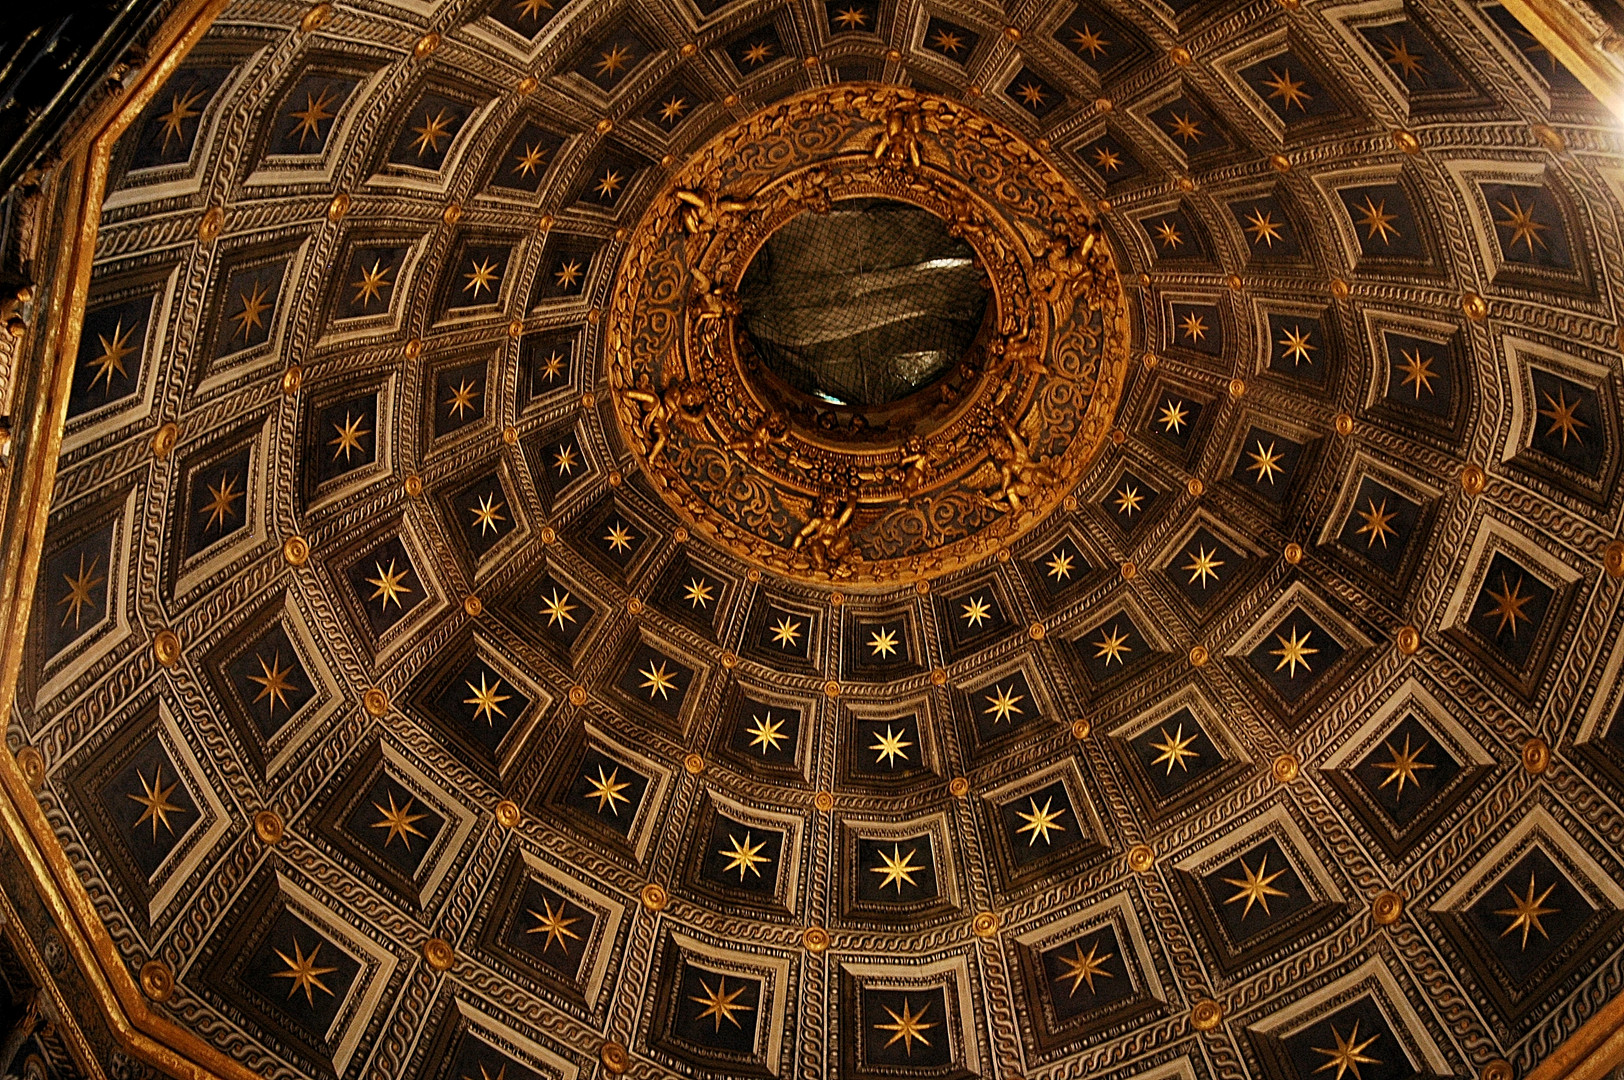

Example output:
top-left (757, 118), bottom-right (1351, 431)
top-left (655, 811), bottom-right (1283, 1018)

top-left (7, 0), bottom-right (1624, 1076)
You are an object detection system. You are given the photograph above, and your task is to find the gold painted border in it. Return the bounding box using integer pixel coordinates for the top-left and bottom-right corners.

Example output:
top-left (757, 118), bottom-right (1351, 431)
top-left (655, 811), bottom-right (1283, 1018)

top-left (0, 1), bottom-right (1614, 1077)
top-left (1499, 0), bottom-right (1624, 118)
top-left (0, 0), bottom-right (260, 1076)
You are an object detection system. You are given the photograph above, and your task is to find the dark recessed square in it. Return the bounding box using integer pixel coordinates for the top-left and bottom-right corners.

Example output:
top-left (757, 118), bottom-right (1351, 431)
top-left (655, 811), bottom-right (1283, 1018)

top-left (388, 92), bottom-right (469, 169)
top-left (644, 81), bottom-right (706, 132)
top-left (855, 835), bottom-right (938, 904)
top-left (270, 73), bottom-right (358, 157)
top-left (1149, 96), bottom-right (1227, 157)
top-left (575, 31), bottom-right (649, 91)
top-left (1266, 314), bottom-right (1327, 384)
top-left (1103, 472), bottom-right (1160, 532)
top-left (1201, 838), bottom-right (1314, 946)
top-left (431, 655), bottom-right (530, 758)
top-left (506, 877), bottom-right (594, 981)
top-left (757, 604), bottom-right (814, 662)
top-left (1482, 183), bottom-right (1572, 270)
top-left (444, 243), bottom-right (509, 313)
top-left (448, 472), bottom-right (515, 561)
top-left (129, 66), bottom-right (232, 169)
top-left (699, 814), bottom-right (784, 895)
top-left (182, 444), bottom-right (252, 558)
top-left (1347, 714), bottom-right (1463, 828)
top-left (1382, 332), bottom-right (1454, 417)
top-left (487, 0), bottom-right (566, 38)
top-left (225, 622), bottom-right (315, 740)
top-left (1168, 301), bottom-right (1222, 355)
top-left (672, 963), bottom-right (762, 1053)
top-left (1230, 194), bottom-right (1300, 259)
top-left (433, 359), bottom-right (488, 437)
top-left (729, 698), bottom-right (800, 766)
top-left (1528, 369), bottom-right (1605, 477)
top-left (70, 294), bottom-right (153, 417)
top-left (1465, 848), bottom-right (1595, 984)
top-left (345, 536), bottom-right (425, 637)
top-left (1142, 207), bottom-right (1206, 262)
top-left (939, 583), bottom-right (1007, 651)
top-left (1239, 53), bottom-right (1338, 124)
top-left (1008, 66), bottom-right (1062, 117)
top-left (922, 18), bottom-right (978, 61)
top-left (341, 772), bottom-right (445, 879)
top-left (1077, 130), bottom-right (1144, 185)
top-left (1339, 183), bottom-right (1425, 260)
top-left (213, 262), bottom-right (285, 358)
top-left (99, 738), bottom-right (199, 877)
top-left (335, 244), bottom-right (406, 321)
top-left (1041, 925), bottom-right (1136, 1021)
top-left (860, 986), bottom-right (951, 1068)
top-left (1031, 535), bottom-right (1090, 597)
top-left (592, 512), bottom-right (646, 566)
top-left (561, 747), bottom-right (649, 835)
top-left (1230, 427), bottom-right (1305, 503)
top-left (239, 911), bottom-right (362, 1041)
top-left (492, 123), bottom-right (564, 193)
top-left (1146, 391), bottom-right (1203, 452)
top-left (826, 1), bottom-right (878, 34)
top-left (311, 393), bottom-right (378, 486)
top-left (617, 645), bottom-right (691, 717)
top-left (1466, 554), bottom-right (1555, 668)
top-left (999, 780), bottom-right (1082, 865)
top-left (1128, 709), bottom-right (1225, 798)
top-left (1360, 21), bottom-right (1465, 94)
top-left (1245, 609), bottom-right (1345, 703)
top-left (524, 328), bottom-right (578, 399)
top-left (1336, 477), bottom-right (1422, 577)
top-left (532, 235), bottom-right (598, 303)
top-left (850, 617), bottom-right (913, 674)
top-left (572, 147), bottom-right (645, 212)
top-left (852, 714), bottom-right (927, 777)
top-left (725, 24), bottom-right (785, 74)
top-left (971, 670), bottom-right (1041, 743)
top-left (1166, 528), bottom-right (1245, 609)
top-left (1075, 613), bottom-right (1150, 684)
top-left (1280, 998), bottom-right (1413, 1080)
top-left (38, 523), bottom-right (115, 661)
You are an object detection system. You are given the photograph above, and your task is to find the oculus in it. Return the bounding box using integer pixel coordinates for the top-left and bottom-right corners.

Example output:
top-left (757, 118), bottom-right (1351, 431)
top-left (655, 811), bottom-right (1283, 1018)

top-left (607, 85), bottom-right (1127, 584)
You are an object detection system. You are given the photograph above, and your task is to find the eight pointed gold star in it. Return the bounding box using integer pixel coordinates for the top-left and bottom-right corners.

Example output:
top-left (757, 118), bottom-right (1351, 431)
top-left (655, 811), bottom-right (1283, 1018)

top-left (365, 558), bottom-right (412, 611)
top-left (1374, 733), bottom-right (1434, 799)
top-left (876, 998), bottom-right (936, 1055)
top-left (1482, 572), bottom-right (1534, 638)
top-left (746, 712), bottom-right (787, 754)
top-left (128, 766), bottom-right (186, 840)
top-left (1355, 196), bottom-right (1401, 244)
top-left (1016, 795), bottom-right (1067, 846)
top-left (352, 259), bottom-right (392, 307)
top-left (1093, 625), bottom-right (1132, 666)
top-left (1496, 872), bottom-right (1560, 948)
top-left (984, 682), bottom-right (1025, 723)
top-left (1355, 497), bottom-right (1398, 549)
top-left (89, 319), bottom-right (137, 391)
top-left (370, 791), bottom-right (428, 849)
top-left (639, 659), bottom-right (678, 700)
top-left (871, 724), bottom-right (913, 766)
top-left (769, 615), bottom-right (803, 649)
top-left (464, 673), bottom-right (512, 725)
top-left (690, 976), bottom-right (750, 1031)
top-left (249, 650), bottom-right (300, 716)
top-left (1538, 387), bottom-right (1587, 447)
top-left (58, 553), bottom-right (104, 629)
top-left (200, 471), bottom-right (242, 531)
top-left (868, 627), bottom-right (899, 657)
top-left (1183, 544), bottom-right (1225, 588)
top-left (1278, 325), bottom-right (1315, 366)
top-left (446, 378), bottom-right (480, 417)
top-left (231, 280), bottom-right (273, 342)
top-left (1222, 853), bottom-right (1291, 918)
top-left (1245, 207), bottom-right (1284, 247)
top-left (1150, 723), bottom-right (1200, 774)
top-left (1397, 348), bottom-right (1436, 398)
top-left (540, 587), bottom-right (577, 629)
top-left (1057, 940), bottom-right (1115, 996)
top-left (584, 765), bottom-right (630, 815)
top-left (526, 897), bottom-right (581, 953)
top-left (272, 938), bottom-right (338, 1006)
top-left (330, 411), bottom-right (370, 461)
top-left (470, 493), bottom-right (506, 536)
top-left (1272, 625), bottom-right (1320, 678)
top-left (1312, 1021), bottom-right (1382, 1080)
top-left (157, 86), bottom-right (205, 151)
top-left (411, 108), bottom-right (454, 156)
top-left (289, 87), bottom-right (336, 148)
top-left (1248, 440), bottom-right (1284, 484)
top-left (1495, 193), bottom-right (1549, 254)
top-left (719, 830), bottom-right (770, 880)
top-left (1262, 66), bottom-right (1312, 110)
top-left (871, 844), bottom-right (923, 892)
top-left (960, 595), bottom-right (992, 627)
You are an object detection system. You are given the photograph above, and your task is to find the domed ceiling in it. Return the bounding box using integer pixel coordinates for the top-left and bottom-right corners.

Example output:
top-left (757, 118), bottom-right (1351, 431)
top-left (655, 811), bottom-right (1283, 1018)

top-left (13, 0), bottom-right (1624, 1076)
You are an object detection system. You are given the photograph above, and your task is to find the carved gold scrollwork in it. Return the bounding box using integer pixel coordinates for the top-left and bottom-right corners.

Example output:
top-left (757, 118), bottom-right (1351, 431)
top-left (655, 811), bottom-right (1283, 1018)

top-left (607, 84), bottom-right (1128, 585)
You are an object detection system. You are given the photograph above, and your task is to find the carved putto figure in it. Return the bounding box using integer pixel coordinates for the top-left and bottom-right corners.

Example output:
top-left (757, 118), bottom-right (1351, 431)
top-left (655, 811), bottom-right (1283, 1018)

top-left (793, 493), bottom-right (858, 571)
top-left (623, 374), bottom-right (707, 464)
top-left (984, 417), bottom-right (1054, 514)
top-left (674, 188), bottom-right (751, 236)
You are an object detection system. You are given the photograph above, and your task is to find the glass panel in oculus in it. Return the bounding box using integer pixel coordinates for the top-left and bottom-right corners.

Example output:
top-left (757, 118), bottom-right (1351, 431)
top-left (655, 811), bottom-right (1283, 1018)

top-left (737, 199), bottom-right (989, 407)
